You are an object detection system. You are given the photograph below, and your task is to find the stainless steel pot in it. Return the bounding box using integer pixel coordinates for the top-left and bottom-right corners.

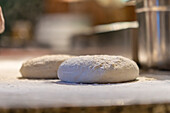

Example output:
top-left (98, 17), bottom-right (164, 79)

top-left (136, 0), bottom-right (170, 69)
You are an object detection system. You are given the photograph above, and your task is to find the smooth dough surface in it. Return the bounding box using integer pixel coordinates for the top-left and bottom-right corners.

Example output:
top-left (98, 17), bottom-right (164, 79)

top-left (58, 55), bottom-right (139, 83)
top-left (20, 55), bottom-right (73, 79)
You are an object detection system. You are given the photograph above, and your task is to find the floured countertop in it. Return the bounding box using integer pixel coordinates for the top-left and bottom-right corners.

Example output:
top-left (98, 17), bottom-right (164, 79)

top-left (0, 57), bottom-right (170, 109)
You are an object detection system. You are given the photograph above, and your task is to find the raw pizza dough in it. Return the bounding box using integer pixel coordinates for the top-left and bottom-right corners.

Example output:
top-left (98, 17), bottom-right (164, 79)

top-left (58, 55), bottom-right (139, 83)
top-left (20, 55), bottom-right (73, 79)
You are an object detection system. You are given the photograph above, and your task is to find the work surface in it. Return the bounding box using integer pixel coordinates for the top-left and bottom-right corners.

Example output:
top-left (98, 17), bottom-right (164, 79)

top-left (0, 56), bottom-right (170, 110)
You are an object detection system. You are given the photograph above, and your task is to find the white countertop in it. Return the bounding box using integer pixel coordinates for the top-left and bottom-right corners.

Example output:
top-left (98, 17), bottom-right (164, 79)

top-left (0, 58), bottom-right (170, 108)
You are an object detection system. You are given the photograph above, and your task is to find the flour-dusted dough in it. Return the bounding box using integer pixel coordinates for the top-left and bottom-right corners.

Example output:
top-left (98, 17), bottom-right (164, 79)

top-left (20, 55), bottom-right (73, 79)
top-left (58, 55), bottom-right (139, 83)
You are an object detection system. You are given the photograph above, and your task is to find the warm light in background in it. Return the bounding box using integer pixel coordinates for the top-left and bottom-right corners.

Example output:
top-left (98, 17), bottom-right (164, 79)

top-left (62, 0), bottom-right (83, 2)
top-left (0, 0), bottom-right (137, 59)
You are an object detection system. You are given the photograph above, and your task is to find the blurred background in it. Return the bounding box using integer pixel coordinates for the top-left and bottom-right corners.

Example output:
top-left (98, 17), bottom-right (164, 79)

top-left (0, 0), bottom-right (138, 59)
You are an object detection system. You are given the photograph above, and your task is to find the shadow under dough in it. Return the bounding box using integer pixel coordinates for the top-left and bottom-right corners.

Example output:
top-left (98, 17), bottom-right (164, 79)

top-left (48, 79), bottom-right (139, 86)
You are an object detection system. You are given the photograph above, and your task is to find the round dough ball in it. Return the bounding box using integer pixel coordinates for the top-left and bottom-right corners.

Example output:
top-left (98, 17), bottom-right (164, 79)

top-left (20, 55), bottom-right (73, 79)
top-left (58, 55), bottom-right (139, 83)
